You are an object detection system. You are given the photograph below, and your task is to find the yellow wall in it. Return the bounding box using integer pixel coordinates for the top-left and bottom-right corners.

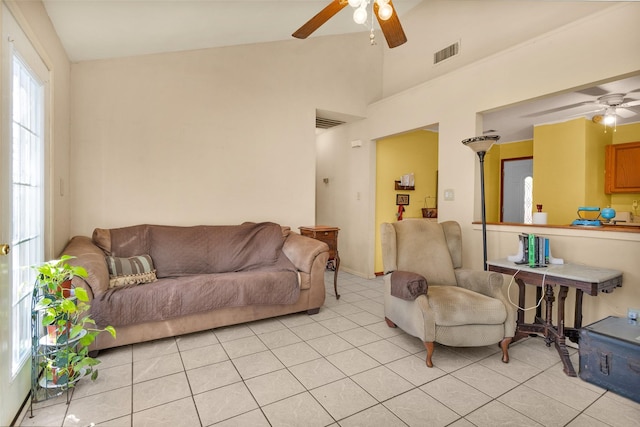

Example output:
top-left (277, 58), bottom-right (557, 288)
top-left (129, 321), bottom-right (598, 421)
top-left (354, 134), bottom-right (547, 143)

top-left (486, 140), bottom-right (533, 222)
top-left (484, 146), bottom-right (500, 222)
top-left (534, 119), bottom-right (588, 224)
top-left (584, 119), bottom-right (611, 209)
top-left (487, 122), bottom-right (640, 225)
top-left (374, 130), bottom-right (438, 273)
top-left (610, 122), bottom-right (640, 215)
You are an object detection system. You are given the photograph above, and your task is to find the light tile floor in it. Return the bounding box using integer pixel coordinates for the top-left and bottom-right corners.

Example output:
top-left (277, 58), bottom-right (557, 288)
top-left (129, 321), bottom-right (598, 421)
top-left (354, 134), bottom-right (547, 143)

top-left (19, 271), bottom-right (640, 427)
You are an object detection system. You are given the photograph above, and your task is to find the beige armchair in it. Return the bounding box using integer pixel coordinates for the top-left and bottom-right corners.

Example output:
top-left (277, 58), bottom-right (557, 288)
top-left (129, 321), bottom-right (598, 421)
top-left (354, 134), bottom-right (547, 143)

top-left (380, 219), bottom-right (516, 367)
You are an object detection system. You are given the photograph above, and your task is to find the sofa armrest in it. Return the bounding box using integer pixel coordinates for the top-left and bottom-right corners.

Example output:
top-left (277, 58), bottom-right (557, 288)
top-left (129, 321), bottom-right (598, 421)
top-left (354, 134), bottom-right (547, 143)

top-left (282, 232), bottom-right (330, 274)
top-left (61, 236), bottom-right (109, 297)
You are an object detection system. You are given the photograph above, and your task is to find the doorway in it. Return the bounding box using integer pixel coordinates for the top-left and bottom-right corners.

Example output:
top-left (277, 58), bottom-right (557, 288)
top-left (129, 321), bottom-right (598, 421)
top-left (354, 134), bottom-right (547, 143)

top-left (0, 4), bottom-right (49, 424)
top-left (501, 157), bottom-right (533, 223)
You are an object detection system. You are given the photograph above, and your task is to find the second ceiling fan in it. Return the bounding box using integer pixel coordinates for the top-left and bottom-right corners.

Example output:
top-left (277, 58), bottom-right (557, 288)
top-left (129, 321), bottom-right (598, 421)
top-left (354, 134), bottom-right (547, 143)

top-left (292, 0), bottom-right (407, 49)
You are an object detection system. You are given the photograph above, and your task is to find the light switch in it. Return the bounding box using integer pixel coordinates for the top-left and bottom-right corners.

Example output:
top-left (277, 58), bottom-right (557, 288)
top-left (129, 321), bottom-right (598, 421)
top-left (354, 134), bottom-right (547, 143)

top-left (444, 189), bottom-right (455, 201)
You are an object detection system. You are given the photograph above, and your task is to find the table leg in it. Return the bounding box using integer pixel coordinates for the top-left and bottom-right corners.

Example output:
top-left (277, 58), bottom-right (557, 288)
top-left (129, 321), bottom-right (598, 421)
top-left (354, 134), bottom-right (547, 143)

top-left (516, 278), bottom-right (526, 326)
top-left (333, 252), bottom-right (340, 300)
top-left (513, 277), bottom-right (545, 342)
top-left (543, 284), bottom-right (555, 347)
top-left (566, 289), bottom-right (584, 343)
top-left (535, 286), bottom-right (543, 321)
top-left (555, 285), bottom-right (576, 376)
top-left (574, 289), bottom-right (583, 329)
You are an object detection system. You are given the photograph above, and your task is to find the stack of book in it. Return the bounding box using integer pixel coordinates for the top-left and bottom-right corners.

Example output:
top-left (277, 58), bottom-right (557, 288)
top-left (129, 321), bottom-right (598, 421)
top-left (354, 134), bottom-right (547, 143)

top-left (519, 233), bottom-right (549, 266)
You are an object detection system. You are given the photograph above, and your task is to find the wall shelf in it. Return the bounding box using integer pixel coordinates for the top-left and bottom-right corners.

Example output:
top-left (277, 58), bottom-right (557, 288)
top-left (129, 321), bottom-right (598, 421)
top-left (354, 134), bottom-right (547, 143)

top-left (395, 181), bottom-right (415, 191)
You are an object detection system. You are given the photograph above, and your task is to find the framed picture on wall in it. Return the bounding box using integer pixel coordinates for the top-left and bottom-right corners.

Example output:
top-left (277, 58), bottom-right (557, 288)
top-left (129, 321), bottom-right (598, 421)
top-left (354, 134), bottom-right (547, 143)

top-left (396, 194), bottom-right (410, 206)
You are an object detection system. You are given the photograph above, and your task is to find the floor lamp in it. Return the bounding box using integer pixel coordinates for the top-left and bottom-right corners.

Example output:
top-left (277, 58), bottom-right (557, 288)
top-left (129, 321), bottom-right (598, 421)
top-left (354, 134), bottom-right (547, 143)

top-left (462, 135), bottom-right (500, 271)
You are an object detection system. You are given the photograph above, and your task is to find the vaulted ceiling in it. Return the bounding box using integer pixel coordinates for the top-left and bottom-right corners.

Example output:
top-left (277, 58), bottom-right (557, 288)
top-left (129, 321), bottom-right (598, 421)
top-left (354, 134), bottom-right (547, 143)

top-left (42, 0), bottom-right (423, 62)
top-left (41, 0), bottom-right (640, 142)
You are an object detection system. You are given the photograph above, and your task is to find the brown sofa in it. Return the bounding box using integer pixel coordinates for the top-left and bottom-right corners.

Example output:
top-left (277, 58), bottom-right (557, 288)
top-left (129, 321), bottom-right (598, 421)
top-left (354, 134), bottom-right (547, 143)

top-left (61, 222), bottom-right (329, 352)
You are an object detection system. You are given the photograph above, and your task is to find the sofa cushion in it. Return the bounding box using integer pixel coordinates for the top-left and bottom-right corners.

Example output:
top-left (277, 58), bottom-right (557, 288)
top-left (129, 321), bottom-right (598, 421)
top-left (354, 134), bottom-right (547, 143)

top-left (106, 254), bottom-right (157, 288)
top-left (90, 266), bottom-right (300, 327)
top-left (149, 222), bottom-right (285, 278)
top-left (93, 224), bottom-right (151, 257)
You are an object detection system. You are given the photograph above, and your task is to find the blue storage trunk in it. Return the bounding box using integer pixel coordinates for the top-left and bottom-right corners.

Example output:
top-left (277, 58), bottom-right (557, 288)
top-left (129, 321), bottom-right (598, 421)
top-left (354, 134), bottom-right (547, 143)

top-left (579, 316), bottom-right (640, 403)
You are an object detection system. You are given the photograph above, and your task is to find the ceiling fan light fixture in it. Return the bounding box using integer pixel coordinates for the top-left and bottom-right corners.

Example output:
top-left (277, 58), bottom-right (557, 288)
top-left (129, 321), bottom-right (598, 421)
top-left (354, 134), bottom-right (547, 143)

top-left (377, 3), bottom-right (393, 20)
top-left (292, 0), bottom-right (407, 49)
top-left (603, 107), bottom-right (616, 125)
top-left (353, 6), bottom-right (368, 24)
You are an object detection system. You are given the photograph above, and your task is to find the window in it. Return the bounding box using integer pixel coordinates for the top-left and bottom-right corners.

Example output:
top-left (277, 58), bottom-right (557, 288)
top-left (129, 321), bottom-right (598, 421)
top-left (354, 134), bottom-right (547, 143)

top-left (10, 52), bottom-right (44, 375)
top-left (523, 176), bottom-right (533, 225)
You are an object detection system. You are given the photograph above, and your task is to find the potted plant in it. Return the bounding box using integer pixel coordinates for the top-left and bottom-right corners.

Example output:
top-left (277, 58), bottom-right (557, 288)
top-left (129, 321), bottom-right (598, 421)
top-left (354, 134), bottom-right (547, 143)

top-left (34, 256), bottom-right (116, 385)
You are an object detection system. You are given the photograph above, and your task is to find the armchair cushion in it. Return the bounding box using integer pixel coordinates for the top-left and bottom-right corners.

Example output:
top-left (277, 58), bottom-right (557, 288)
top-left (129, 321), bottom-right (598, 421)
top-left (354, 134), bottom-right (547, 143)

top-left (428, 286), bottom-right (507, 326)
top-left (390, 271), bottom-right (427, 300)
top-left (394, 220), bottom-right (457, 286)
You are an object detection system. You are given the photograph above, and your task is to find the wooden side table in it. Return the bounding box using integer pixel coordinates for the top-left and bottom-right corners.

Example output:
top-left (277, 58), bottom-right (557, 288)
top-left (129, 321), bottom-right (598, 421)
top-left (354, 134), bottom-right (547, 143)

top-left (299, 226), bottom-right (340, 299)
top-left (487, 259), bottom-right (622, 377)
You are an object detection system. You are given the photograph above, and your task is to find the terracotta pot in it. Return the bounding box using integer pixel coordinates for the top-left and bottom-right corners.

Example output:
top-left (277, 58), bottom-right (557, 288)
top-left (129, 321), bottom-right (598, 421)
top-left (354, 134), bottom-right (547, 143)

top-left (46, 321), bottom-right (71, 344)
top-left (51, 365), bottom-right (74, 385)
top-left (58, 279), bottom-right (73, 298)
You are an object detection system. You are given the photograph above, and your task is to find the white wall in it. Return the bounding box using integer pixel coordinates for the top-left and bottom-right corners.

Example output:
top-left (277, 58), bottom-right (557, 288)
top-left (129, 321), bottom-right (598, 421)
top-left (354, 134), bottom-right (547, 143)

top-left (316, 1), bottom-right (640, 304)
top-left (382, 0), bottom-right (611, 97)
top-left (316, 121), bottom-right (376, 277)
top-left (366, 3), bottom-right (640, 269)
top-left (69, 34), bottom-right (383, 236)
top-left (489, 225), bottom-right (640, 327)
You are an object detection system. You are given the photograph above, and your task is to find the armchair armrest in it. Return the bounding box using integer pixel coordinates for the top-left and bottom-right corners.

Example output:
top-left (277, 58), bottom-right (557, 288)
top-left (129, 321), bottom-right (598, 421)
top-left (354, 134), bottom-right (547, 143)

top-left (390, 271), bottom-right (428, 301)
top-left (61, 236), bottom-right (109, 298)
top-left (454, 268), bottom-right (504, 298)
top-left (282, 232), bottom-right (329, 274)
top-left (455, 268), bottom-right (517, 338)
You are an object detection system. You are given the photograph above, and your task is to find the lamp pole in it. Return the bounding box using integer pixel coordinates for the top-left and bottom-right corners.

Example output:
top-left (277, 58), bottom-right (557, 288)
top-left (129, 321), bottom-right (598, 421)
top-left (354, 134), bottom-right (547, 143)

top-left (477, 150), bottom-right (488, 271)
top-left (462, 135), bottom-right (500, 271)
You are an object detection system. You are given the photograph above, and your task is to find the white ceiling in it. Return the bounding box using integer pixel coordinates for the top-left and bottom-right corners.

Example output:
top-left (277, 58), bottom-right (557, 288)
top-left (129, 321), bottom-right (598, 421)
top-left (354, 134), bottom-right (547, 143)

top-left (41, 0), bottom-right (640, 142)
top-left (483, 73), bottom-right (640, 143)
top-left (42, 0), bottom-right (423, 62)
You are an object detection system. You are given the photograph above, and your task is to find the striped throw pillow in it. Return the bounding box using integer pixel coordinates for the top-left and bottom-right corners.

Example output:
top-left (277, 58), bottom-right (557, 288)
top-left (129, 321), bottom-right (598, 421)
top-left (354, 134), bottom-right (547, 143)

top-left (106, 254), bottom-right (157, 288)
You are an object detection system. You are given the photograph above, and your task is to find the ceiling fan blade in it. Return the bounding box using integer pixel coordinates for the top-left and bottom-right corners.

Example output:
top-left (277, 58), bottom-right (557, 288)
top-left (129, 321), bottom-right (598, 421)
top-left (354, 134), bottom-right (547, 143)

top-left (565, 107), bottom-right (604, 119)
top-left (522, 101), bottom-right (592, 118)
top-left (374, 0), bottom-right (407, 48)
top-left (292, 0), bottom-right (348, 39)
top-left (622, 99), bottom-right (640, 107)
top-left (616, 107), bottom-right (636, 118)
top-left (576, 86), bottom-right (609, 97)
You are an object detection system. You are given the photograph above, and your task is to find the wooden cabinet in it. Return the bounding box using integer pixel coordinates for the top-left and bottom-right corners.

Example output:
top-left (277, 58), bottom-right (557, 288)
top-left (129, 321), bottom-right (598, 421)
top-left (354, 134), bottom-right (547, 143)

top-left (605, 141), bottom-right (640, 194)
top-left (299, 226), bottom-right (340, 299)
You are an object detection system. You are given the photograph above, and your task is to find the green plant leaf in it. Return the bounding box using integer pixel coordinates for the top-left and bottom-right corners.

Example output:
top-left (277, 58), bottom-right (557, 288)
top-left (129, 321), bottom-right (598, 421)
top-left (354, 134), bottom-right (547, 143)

top-left (74, 287), bottom-right (88, 301)
top-left (105, 326), bottom-right (117, 338)
top-left (70, 324), bottom-right (83, 338)
top-left (60, 298), bottom-right (76, 314)
top-left (79, 333), bottom-right (95, 347)
top-left (42, 314), bottom-right (55, 326)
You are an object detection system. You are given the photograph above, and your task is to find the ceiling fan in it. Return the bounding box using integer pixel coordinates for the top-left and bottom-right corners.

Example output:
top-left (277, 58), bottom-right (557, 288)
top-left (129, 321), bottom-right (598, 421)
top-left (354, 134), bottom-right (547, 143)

top-left (292, 0), bottom-right (407, 49)
top-left (586, 93), bottom-right (640, 125)
top-left (525, 87), bottom-right (640, 120)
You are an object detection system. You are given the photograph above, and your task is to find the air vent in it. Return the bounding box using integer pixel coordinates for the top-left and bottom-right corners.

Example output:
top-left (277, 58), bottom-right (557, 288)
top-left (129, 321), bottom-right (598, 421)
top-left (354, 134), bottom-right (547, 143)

top-left (316, 116), bottom-right (345, 129)
top-left (434, 41), bottom-right (460, 64)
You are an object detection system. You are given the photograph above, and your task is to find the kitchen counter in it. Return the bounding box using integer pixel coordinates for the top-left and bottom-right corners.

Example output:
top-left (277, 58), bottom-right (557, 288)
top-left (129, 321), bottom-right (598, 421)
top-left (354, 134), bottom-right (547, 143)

top-left (483, 222), bottom-right (640, 233)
